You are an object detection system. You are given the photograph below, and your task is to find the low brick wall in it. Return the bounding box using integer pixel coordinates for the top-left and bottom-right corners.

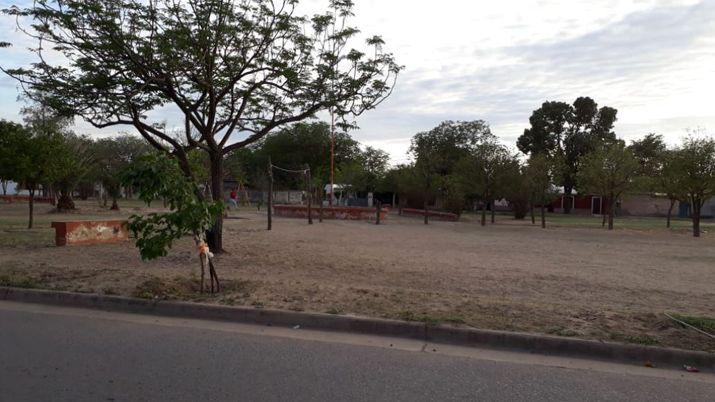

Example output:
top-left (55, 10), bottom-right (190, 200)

top-left (400, 208), bottom-right (459, 221)
top-left (1, 195), bottom-right (54, 204)
top-left (51, 220), bottom-right (129, 246)
top-left (273, 205), bottom-right (388, 221)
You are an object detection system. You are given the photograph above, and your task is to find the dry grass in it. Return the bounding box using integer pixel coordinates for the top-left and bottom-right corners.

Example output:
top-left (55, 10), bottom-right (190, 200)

top-left (1, 200), bottom-right (714, 352)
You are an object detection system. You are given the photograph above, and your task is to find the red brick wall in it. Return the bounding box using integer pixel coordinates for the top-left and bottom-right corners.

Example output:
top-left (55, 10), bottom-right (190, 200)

top-left (400, 208), bottom-right (459, 221)
top-left (273, 205), bottom-right (387, 221)
top-left (1, 195), bottom-right (54, 204)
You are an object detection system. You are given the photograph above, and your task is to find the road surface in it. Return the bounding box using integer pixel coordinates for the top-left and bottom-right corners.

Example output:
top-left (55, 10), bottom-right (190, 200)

top-left (1, 301), bottom-right (713, 401)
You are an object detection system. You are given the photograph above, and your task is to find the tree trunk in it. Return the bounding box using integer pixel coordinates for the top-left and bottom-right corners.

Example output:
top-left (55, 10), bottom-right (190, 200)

top-left (490, 201), bottom-right (495, 224)
top-left (57, 192), bottom-right (75, 211)
top-left (267, 158), bottom-right (273, 231)
top-left (563, 186), bottom-right (573, 214)
top-left (392, 193), bottom-right (396, 208)
top-left (110, 196), bottom-right (119, 211)
top-left (530, 203), bottom-right (535, 225)
top-left (480, 202), bottom-right (486, 226)
top-left (666, 198), bottom-right (675, 229)
top-left (1, 180), bottom-right (6, 195)
top-left (540, 205), bottom-right (546, 229)
top-left (305, 166), bottom-right (312, 225)
top-left (423, 195), bottom-right (429, 225)
top-left (28, 187), bottom-right (35, 229)
top-left (692, 200), bottom-right (701, 237)
top-left (206, 154), bottom-right (224, 252)
top-left (608, 199), bottom-right (615, 230)
top-left (376, 200), bottom-right (381, 225)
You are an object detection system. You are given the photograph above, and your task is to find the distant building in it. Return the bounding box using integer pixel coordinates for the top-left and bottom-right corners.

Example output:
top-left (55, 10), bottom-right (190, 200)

top-left (549, 191), bottom-right (714, 218)
top-left (678, 198), bottom-right (715, 219)
top-left (2, 180), bottom-right (20, 195)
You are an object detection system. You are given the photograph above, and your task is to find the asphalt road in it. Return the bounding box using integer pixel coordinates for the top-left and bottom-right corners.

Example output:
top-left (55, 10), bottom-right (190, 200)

top-left (1, 301), bottom-right (713, 402)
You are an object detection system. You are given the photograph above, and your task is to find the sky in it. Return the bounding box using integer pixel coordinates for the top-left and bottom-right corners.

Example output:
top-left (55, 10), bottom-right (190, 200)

top-left (1, 0), bottom-right (714, 164)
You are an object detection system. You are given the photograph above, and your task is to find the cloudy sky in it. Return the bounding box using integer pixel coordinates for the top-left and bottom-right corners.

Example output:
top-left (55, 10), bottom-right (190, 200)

top-left (1, 0), bottom-right (714, 164)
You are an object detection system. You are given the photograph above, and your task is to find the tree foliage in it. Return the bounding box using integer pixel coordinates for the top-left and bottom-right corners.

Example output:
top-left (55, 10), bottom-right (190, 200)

top-left (94, 135), bottom-right (152, 209)
top-left (669, 136), bottom-right (715, 237)
top-left (0, 119), bottom-right (61, 227)
top-left (524, 154), bottom-right (559, 228)
top-left (457, 141), bottom-right (514, 225)
top-left (3, 0), bottom-right (401, 250)
top-left (122, 153), bottom-right (224, 260)
top-left (576, 141), bottom-right (640, 230)
top-left (517, 97), bottom-right (617, 208)
top-left (0, 120), bottom-right (28, 194)
top-left (409, 120), bottom-right (494, 218)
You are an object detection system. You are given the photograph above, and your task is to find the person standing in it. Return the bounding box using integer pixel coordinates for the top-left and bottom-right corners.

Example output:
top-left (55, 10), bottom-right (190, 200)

top-left (229, 188), bottom-right (238, 210)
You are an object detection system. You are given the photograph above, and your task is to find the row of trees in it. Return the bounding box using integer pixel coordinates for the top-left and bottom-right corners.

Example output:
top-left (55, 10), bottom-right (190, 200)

top-left (390, 113), bottom-right (715, 237)
top-left (0, 105), bottom-right (152, 228)
top-left (219, 122), bottom-right (390, 196)
top-left (391, 120), bottom-right (557, 227)
top-left (2, 0), bottom-right (401, 252)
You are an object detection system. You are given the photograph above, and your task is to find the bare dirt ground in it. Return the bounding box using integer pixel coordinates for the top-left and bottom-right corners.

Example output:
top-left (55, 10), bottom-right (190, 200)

top-left (1, 200), bottom-right (714, 352)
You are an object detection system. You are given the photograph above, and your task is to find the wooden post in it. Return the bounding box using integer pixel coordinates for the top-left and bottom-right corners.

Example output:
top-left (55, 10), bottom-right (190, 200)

top-left (375, 200), bottom-right (381, 225)
top-left (267, 157), bottom-right (273, 231)
top-left (319, 185), bottom-right (324, 223)
top-left (305, 164), bottom-right (313, 225)
top-left (491, 200), bottom-right (495, 224)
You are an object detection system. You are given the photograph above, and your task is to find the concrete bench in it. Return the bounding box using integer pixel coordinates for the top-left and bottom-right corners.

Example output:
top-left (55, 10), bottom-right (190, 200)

top-left (51, 220), bottom-right (129, 246)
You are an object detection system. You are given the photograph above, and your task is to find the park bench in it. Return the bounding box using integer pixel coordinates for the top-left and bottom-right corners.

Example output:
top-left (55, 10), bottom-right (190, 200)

top-left (51, 220), bottom-right (129, 246)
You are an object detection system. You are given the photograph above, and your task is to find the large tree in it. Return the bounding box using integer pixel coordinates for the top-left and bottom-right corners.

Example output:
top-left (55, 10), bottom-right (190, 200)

top-left (94, 134), bottom-right (152, 210)
top-left (576, 141), bottom-right (640, 230)
top-left (0, 120), bottom-right (27, 196)
top-left (409, 120), bottom-right (494, 223)
top-left (671, 137), bottom-right (715, 237)
top-left (627, 133), bottom-right (685, 228)
top-left (250, 121), bottom-right (362, 189)
top-left (524, 154), bottom-right (558, 228)
top-left (3, 0), bottom-right (400, 251)
top-left (0, 122), bottom-right (61, 228)
top-left (21, 102), bottom-right (95, 210)
top-left (517, 97), bottom-right (617, 212)
top-left (458, 141), bottom-right (513, 226)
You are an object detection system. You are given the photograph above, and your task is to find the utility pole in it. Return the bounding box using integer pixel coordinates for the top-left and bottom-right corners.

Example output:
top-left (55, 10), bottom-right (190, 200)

top-left (267, 157), bottom-right (273, 231)
top-left (305, 164), bottom-right (313, 225)
top-left (330, 109), bottom-right (335, 207)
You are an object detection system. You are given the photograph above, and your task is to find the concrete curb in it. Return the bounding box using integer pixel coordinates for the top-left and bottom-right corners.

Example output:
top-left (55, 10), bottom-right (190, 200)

top-left (2, 286), bottom-right (714, 372)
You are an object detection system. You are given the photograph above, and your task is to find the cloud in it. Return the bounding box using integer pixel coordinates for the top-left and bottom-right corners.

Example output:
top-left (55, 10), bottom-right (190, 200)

top-left (0, 0), bottom-right (713, 164)
top-left (346, 0), bottom-right (715, 162)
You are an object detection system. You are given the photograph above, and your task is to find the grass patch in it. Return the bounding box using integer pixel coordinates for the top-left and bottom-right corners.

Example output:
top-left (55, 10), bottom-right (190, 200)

top-left (547, 326), bottom-right (579, 337)
top-left (397, 310), bottom-right (440, 326)
top-left (670, 314), bottom-right (715, 333)
top-left (325, 307), bottom-right (344, 315)
top-left (0, 229), bottom-right (54, 247)
top-left (132, 276), bottom-right (198, 300)
top-left (131, 276), bottom-right (253, 301)
top-left (461, 209), bottom-right (715, 232)
top-left (624, 335), bottom-right (660, 346)
top-left (609, 331), bottom-right (660, 346)
top-left (443, 315), bottom-right (467, 325)
top-left (0, 272), bottom-right (39, 288)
